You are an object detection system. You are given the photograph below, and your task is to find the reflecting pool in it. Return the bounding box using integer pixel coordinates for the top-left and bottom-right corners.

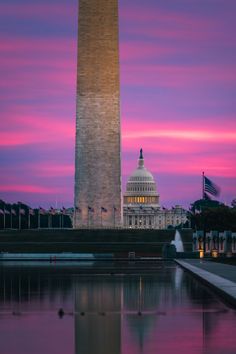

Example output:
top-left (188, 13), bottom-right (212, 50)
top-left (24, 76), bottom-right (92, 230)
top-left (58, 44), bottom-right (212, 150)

top-left (0, 262), bottom-right (236, 354)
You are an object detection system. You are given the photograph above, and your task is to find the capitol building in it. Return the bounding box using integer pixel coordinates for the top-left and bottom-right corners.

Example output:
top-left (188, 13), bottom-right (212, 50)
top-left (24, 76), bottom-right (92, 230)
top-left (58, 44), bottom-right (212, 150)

top-left (123, 150), bottom-right (188, 229)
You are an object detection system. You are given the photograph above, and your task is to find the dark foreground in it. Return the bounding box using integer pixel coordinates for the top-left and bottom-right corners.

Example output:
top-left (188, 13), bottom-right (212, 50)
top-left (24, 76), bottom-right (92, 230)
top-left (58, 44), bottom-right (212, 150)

top-left (0, 261), bottom-right (236, 354)
top-left (0, 229), bottom-right (192, 256)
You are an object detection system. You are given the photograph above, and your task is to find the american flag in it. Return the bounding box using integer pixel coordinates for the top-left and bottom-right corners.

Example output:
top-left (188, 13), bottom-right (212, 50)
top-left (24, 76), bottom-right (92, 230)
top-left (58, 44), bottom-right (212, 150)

top-left (49, 207), bottom-right (56, 215)
top-left (29, 208), bottom-right (34, 215)
top-left (61, 207), bottom-right (67, 215)
top-left (204, 176), bottom-right (220, 197)
top-left (39, 207), bottom-right (45, 214)
top-left (11, 209), bottom-right (16, 215)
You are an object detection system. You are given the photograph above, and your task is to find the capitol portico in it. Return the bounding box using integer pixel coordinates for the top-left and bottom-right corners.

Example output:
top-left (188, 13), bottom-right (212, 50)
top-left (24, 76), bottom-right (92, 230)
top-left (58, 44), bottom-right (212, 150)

top-left (123, 150), bottom-right (188, 229)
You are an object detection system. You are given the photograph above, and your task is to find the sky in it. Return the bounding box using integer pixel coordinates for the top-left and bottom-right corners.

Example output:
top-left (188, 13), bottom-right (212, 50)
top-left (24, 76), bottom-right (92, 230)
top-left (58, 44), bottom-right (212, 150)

top-left (0, 0), bottom-right (235, 208)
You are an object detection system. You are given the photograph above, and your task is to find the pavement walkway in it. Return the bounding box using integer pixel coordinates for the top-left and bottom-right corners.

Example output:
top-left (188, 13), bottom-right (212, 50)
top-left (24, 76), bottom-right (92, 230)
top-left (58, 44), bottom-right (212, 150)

top-left (175, 259), bottom-right (236, 307)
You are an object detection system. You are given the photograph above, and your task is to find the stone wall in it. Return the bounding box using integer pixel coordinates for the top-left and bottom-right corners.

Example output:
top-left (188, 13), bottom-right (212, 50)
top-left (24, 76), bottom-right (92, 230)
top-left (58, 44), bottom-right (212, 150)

top-left (74, 0), bottom-right (121, 228)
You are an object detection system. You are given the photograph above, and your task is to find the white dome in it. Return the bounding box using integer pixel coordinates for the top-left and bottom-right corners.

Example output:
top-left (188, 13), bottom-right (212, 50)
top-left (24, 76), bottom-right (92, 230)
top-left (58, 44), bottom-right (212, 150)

top-left (124, 149), bottom-right (159, 204)
top-left (128, 166), bottom-right (155, 182)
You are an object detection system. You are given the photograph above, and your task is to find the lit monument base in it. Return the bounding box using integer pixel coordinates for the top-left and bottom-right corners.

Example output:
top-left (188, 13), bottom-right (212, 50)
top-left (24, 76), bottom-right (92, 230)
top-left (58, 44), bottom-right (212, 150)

top-left (74, 208), bottom-right (122, 229)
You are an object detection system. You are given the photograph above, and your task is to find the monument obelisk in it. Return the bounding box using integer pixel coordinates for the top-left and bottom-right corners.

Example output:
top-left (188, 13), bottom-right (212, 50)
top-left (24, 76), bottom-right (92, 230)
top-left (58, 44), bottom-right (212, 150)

top-left (74, 0), bottom-right (121, 228)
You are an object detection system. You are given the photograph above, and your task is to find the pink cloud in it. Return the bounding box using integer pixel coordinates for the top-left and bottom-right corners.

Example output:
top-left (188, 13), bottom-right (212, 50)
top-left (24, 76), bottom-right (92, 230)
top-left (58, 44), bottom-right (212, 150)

top-left (122, 117), bottom-right (236, 142)
top-left (120, 4), bottom-right (234, 45)
top-left (0, 109), bottom-right (74, 147)
top-left (0, 3), bottom-right (76, 22)
top-left (122, 129), bottom-right (236, 143)
top-left (121, 119), bottom-right (236, 180)
top-left (0, 36), bottom-right (76, 54)
top-left (122, 154), bottom-right (236, 178)
top-left (120, 5), bottom-right (207, 27)
top-left (0, 35), bottom-right (77, 102)
top-left (121, 63), bottom-right (235, 88)
top-left (0, 185), bottom-right (60, 194)
top-left (120, 41), bottom-right (175, 62)
top-left (123, 23), bottom-right (231, 45)
top-left (0, 68), bottom-right (75, 92)
top-left (32, 164), bottom-right (74, 178)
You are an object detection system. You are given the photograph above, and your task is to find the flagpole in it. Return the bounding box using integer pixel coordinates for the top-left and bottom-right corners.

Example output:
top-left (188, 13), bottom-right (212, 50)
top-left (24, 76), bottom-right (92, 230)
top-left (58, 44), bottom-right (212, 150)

top-left (38, 209), bottom-right (40, 229)
top-left (202, 173), bottom-right (206, 257)
top-left (28, 211), bottom-right (30, 229)
top-left (202, 171), bottom-right (205, 200)
top-left (19, 203), bottom-right (21, 230)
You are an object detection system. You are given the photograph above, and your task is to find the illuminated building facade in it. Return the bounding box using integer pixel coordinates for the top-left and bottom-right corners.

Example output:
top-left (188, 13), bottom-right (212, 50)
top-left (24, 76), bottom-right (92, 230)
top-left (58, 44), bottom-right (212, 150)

top-left (123, 150), bottom-right (187, 229)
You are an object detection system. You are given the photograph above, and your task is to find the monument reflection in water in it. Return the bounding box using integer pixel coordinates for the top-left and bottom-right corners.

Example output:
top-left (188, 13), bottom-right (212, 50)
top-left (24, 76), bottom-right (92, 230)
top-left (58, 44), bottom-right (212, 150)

top-left (0, 263), bottom-right (236, 354)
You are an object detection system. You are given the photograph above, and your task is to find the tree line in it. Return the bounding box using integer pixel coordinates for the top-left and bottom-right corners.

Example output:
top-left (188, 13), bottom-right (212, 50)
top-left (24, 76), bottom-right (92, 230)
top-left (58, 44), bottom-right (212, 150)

top-left (189, 198), bottom-right (236, 231)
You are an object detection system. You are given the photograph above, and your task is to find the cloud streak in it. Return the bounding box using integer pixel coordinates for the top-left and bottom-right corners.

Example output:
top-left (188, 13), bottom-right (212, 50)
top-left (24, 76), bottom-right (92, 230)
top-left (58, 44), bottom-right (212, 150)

top-left (123, 129), bottom-right (236, 142)
top-left (0, 0), bottom-right (235, 208)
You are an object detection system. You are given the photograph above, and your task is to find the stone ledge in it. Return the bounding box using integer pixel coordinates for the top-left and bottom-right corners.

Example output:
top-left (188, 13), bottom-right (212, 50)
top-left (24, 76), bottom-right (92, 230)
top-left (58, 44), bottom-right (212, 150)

top-left (175, 259), bottom-right (236, 308)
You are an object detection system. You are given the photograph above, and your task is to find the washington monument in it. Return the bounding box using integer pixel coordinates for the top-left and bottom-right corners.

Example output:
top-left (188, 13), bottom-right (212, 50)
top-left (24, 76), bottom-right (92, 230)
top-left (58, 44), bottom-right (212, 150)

top-left (74, 0), bottom-right (121, 228)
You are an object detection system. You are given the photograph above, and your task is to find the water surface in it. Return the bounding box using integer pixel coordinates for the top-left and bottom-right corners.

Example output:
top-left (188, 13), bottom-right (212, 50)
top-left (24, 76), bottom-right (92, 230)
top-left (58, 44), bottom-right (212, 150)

top-left (0, 262), bottom-right (235, 354)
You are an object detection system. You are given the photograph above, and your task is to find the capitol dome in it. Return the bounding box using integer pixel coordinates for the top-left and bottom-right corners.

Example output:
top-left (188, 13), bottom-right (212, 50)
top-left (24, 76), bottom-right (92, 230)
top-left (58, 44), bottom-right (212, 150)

top-left (124, 149), bottom-right (160, 205)
top-left (123, 149), bottom-right (187, 229)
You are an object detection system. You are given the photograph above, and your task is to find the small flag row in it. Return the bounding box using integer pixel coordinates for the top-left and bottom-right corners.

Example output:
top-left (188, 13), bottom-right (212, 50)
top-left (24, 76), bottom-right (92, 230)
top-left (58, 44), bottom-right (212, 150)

top-left (0, 207), bottom-right (70, 216)
top-left (0, 208), bottom-right (26, 215)
top-left (0, 206), bottom-right (119, 216)
top-left (75, 206), bottom-right (117, 213)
